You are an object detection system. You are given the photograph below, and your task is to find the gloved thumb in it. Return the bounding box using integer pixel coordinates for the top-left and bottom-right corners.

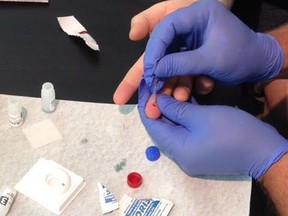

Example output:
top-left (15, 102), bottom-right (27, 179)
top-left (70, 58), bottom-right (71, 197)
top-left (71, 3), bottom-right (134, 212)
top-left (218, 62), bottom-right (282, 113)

top-left (156, 94), bottom-right (200, 126)
top-left (154, 49), bottom-right (213, 79)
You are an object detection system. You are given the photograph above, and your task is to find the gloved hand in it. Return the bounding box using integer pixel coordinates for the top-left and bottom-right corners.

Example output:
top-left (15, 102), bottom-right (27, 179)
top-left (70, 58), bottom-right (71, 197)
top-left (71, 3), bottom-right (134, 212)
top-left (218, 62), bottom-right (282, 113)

top-left (144, 0), bottom-right (283, 92)
top-left (138, 80), bottom-right (288, 179)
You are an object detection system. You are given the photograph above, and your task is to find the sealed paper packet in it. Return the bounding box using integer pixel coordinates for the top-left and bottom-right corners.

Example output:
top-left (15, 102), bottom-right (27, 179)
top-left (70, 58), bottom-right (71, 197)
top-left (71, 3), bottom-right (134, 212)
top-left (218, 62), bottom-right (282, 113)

top-left (120, 194), bottom-right (174, 216)
top-left (57, 16), bottom-right (99, 51)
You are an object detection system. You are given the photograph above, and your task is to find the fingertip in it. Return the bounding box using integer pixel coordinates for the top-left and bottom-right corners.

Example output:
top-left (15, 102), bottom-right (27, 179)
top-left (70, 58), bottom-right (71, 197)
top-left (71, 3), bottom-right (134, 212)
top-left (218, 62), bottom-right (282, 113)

top-left (113, 83), bottom-right (135, 105)
top-left (195, 76), bottom-right (215, 95)
top-left (145, 93), bottom-right (161, 119)
top-left (173, 87), bottom-right (190, 102)
top-left (129, 15), bottom-right (150, 41)
top-left (113, 91), bottom-right (126, 105)
top-left (113, 94), bottom-right (125, 105)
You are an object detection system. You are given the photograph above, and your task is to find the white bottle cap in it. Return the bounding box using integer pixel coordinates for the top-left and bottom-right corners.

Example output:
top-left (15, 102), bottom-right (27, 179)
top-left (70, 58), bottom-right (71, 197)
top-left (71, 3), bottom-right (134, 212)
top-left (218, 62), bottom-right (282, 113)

top-left (7, 99), bottom-right (22, 116)
top-left (41, 82), bottom-right (55, 100)
top-left (41, 82), bottom-right (56, 112)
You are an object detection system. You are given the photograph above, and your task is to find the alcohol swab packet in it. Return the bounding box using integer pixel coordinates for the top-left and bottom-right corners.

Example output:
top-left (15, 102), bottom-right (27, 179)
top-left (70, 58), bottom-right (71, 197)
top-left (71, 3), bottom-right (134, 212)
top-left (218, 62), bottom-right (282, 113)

top-left (97, 182), bottom-right (119, 214)
top-left (119, 194), bottom-right (174, 216)
top-left (57, 16), bottom-right (100, 51)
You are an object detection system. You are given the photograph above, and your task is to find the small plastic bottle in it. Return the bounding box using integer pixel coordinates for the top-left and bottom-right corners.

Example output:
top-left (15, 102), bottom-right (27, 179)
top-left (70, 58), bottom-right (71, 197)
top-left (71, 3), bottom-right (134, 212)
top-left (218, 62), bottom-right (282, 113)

top-left (0, 186), bottom-right (17, 216)
top-left (41, 82), bottom-right (56, 113)
top-left (7, 99), bottom-right (24, 127)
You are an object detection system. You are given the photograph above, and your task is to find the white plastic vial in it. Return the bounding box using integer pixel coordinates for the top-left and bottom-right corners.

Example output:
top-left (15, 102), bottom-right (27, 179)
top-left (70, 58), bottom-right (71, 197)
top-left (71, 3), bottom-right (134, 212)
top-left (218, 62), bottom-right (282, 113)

top-left (41, 82), bottom-right (56, 113)
top-left (0, 186), bottom-right (17, 216)
top-left (7, 99), bottom-right (23, 127)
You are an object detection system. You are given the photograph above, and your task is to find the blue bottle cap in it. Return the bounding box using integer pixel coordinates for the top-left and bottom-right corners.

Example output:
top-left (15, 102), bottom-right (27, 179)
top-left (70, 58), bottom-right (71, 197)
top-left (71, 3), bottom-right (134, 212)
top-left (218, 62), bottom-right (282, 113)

top-left (145, 146), bottom-right (160, 161)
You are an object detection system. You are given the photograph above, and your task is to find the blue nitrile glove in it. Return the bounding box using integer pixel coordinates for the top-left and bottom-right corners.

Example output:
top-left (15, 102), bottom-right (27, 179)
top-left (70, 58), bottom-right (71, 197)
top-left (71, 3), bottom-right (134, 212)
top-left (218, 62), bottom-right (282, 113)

top-left (138, 80), bottom-right (288, 179)
top-left (144, 0), bottom-right (283, 92)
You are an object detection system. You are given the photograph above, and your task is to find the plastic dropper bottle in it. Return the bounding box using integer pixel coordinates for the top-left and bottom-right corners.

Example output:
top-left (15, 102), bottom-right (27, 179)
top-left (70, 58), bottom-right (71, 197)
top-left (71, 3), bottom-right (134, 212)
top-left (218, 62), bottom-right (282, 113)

top-left (0, 186), bottom-right (17, 216)
top-left (41, 82), bottom-right (56, 113)
top-left (7, 98), bottom-right (24, 127)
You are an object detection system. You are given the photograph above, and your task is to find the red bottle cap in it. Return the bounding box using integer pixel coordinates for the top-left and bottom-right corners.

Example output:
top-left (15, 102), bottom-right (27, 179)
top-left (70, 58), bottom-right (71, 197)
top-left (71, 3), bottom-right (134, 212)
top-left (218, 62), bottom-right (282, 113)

top-left (127, 172), bottom-right (143, 188)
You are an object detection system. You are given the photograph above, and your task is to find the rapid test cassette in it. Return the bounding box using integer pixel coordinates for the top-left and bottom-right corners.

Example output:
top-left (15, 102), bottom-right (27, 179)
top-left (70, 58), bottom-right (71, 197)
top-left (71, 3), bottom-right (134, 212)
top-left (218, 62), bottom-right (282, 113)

top-left (15, 158), bottom-right (86, 215)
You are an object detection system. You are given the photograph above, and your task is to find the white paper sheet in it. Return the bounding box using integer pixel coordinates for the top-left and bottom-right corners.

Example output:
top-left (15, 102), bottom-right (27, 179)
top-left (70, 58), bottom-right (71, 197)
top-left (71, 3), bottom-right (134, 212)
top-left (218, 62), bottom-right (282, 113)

top-left (0, 94), bottom-right (251, 216)
top-left (22, 119), bottom-right (62, 149)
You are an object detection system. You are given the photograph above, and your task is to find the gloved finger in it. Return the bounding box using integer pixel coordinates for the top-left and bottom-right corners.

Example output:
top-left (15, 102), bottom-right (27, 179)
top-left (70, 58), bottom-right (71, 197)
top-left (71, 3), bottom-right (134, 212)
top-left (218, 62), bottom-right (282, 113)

top-left (113, 54), bottom-right (144, 105)
top-left (138, 79), bottom-right (161, 121)
top-left (138, 79), bottom-right (151, 113)
top-left (189, 96), bottom-right (199, 105)
top-left (153, 50), bottom-right (213, 79)
top-left (143, 1), bottom-right (209, 86)
top-left (138, 80), bottom-right (191, 160)
top-left (145, 77), bottom-right (178, 119)
top-left (139, 79), bottom-right (189, 126)
top-left (138, 79), bottom-right (173, 127)
top-left (156, 94), bottom-right (199, 127)
top-left (145, 76), bottom-right (196, 119)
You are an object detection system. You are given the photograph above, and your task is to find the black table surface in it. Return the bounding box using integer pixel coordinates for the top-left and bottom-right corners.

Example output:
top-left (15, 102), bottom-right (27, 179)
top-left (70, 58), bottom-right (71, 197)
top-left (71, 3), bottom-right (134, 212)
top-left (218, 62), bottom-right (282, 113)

top-left (1, 0), bottom-right (287, 215)
top-left (0, 0), bottom-right (162, 104)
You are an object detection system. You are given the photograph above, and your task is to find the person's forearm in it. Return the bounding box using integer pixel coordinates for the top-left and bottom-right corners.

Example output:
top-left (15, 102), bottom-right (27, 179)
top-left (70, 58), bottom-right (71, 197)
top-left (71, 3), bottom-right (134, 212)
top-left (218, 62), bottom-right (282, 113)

top-left (261, 79), bottom-right (288, 138)
top-left (267, 23), bottom-right (288, 71)
top-left (259, 153), bottom-right (288, 215)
